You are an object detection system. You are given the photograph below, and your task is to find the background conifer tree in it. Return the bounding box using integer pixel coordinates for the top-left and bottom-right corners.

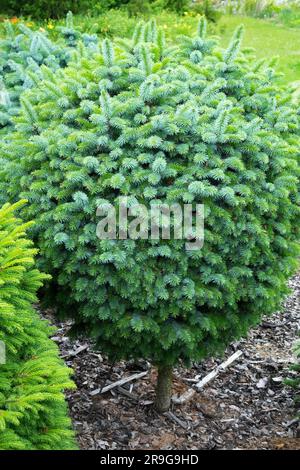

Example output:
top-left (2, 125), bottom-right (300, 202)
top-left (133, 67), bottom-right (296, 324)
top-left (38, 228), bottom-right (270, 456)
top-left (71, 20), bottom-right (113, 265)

top-left (1, 19), bottom-right (299, 411)
top-left (0, 13), bottom-right (98, 135)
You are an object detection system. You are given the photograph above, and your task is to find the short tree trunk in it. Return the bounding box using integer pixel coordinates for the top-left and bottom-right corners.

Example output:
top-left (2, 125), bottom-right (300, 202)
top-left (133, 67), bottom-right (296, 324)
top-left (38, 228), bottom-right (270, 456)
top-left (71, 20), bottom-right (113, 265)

top-left (155, 365), bottom-right (173, 413)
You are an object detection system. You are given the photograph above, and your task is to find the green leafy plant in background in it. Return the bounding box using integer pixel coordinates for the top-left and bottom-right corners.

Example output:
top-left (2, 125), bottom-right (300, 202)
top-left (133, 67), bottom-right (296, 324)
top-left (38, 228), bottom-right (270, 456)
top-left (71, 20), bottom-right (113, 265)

top-left (0, 12), bottom-right (98, 136)
top-left (120, 0), bottom-right (153, 17)
top-left (0, 0), bottom-right (101, 19)
top-left (97, 0), bottom-right (192, 17)
top-left (246, 0), bottom-right (277, 17)
top-left (220, 0), bottom-right (300, 26)
top-left (162, 0), bottom-right (191, 12)
top-left (56, 11), bottom-right (98, 47)
top-left (190, 1), bottom-right (222, 22)
top-left (221, 1), bottom-right (263, 16)
top-left (277, 2), bottom-right (300, 28)
top-left (0, 0), bottom-right (149, 19)
top-left (0, 201), bottom-right (76, 449)
top-left (0, 0), bottom-right (222, 19)
top-left (68, 9), bottom-right (137, 38)
top-left (1, 19), bottom-right (299, 412)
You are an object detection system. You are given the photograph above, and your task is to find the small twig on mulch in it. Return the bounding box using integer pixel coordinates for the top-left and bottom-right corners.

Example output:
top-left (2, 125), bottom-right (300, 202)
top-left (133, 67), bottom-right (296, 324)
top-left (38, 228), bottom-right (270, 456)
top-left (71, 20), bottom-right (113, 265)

top-left (173, 350), bottom-right (243, 405)
top-left (90, 371), bottom-right (148, 396)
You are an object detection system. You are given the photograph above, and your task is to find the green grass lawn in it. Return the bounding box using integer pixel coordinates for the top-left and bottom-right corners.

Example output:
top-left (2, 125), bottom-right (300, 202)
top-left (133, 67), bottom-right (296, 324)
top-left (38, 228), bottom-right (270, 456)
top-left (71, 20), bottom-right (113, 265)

top-left (217, 15), bottom-right (300, 85)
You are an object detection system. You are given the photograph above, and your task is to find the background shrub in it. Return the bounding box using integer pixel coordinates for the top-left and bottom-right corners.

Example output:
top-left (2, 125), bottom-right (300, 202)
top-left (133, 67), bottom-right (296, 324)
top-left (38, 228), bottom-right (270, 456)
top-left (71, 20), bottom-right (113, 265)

top-left (1, 19), bottom-right (299, 411)
top-left (0, 0), bottom-right (160, 19)
top-left (162, 0), bottom-right (190, 12)
top-left (277, 2), bottom-right (300, 28)
top-left (0, 201), bottom-right (76, 449)
top-left (0, 0), bottom-right (219, 19)
top-left (190, 0), bottom-right (222, 22)
top-left (0, 21), bottom-right (67, 134)
top-left (68, 9), bottom-right (137, 37)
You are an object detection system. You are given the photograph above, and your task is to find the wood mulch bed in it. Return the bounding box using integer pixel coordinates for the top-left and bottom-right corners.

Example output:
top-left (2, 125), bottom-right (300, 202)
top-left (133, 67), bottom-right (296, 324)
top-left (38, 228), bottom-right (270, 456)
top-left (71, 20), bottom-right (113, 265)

top-left (42, 273), bottom-right (300, 450)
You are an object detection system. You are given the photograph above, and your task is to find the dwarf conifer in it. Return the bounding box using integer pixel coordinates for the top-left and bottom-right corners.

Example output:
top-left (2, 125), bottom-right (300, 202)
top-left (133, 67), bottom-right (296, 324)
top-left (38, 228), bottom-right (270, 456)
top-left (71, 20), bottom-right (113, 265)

top-left (2, 19), bottom-right (299, 411)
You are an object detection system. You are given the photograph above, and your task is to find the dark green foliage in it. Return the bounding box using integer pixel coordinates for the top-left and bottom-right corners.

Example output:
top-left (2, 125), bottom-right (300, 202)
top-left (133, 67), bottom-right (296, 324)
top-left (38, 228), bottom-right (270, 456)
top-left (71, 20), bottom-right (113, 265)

top-left (0, 0), bottom-right (155, 19)
top-left (0, 0), bottom-right (218, 19)
top-left (123, 0), bottom-right (192, 16)
top-left (276, 2), bottom-right (300, 28)
top-left (123, 0), bottom-right (153, 17)
top-left (190, 1), bottom-right (221, 23)
top-left (163, 0), bottom-right (190, 13)
top-left (70, 9), bottom-right (137, 39)
top-left (0, 0), bottom-right (104, 19)
top-left (0, 201), bottom-right (76, 449)
top-left (1, 19), bottom-right (299, 369)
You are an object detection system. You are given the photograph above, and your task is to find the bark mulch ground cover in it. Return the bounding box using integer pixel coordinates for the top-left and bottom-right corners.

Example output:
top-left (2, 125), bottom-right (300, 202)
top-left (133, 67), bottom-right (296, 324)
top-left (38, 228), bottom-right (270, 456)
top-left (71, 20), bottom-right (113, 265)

top-left (42, 273), bottom-right (300, 450)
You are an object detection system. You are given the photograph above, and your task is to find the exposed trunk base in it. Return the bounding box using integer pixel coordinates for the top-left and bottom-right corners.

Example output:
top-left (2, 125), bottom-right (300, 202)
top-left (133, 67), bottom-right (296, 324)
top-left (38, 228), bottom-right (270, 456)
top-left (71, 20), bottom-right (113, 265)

top-left (155, 365), bottom-right (173, 413)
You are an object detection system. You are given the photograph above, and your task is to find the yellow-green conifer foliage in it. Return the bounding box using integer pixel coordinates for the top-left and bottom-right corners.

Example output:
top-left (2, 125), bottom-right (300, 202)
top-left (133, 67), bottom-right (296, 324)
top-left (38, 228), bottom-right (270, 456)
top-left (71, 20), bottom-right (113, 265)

top-left (0, 201), bottom-right (76, 449)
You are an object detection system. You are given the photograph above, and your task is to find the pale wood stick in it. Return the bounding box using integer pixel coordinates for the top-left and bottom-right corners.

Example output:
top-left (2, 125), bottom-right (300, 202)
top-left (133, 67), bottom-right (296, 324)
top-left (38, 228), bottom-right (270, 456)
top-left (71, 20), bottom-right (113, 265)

top-left (90, 370), bottom-right (148, 396)
top-left (172, 350), bottom-right (243, 405)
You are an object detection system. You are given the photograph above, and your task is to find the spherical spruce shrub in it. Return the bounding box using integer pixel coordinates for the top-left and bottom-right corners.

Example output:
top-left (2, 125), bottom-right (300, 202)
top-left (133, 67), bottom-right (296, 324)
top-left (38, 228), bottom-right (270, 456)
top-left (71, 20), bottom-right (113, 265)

top-left (2, 19), bottom-right (299, 411)
top-left (0, 201), bottom-right (76, 449)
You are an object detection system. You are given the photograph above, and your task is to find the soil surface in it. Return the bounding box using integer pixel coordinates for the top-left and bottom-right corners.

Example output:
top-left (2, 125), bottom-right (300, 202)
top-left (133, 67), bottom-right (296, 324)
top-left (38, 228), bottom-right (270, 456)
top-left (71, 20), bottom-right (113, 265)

top-left (43, 273), bottom-right (300, 450)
